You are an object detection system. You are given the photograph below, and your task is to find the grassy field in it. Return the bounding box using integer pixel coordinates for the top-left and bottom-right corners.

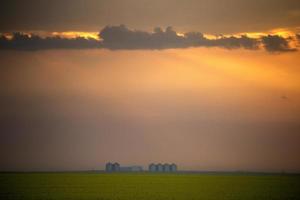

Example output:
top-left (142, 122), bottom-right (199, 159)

top-left (0, 172), bottom-right (300, 200)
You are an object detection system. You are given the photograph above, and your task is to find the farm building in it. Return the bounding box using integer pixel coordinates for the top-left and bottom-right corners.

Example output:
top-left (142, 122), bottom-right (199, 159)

top-left (170, 163), bottom-right (177, 172)
top-left (120, 166), bottom-right (143, 172)
top-left (105, 162), bottom-right (113, 172)
top-left (112, 163), bottom-right (120, 171)
top-left (105, 163), bottom-right (143, 172)
top-left (148, 163), bottom-right (156, 172)
top-left (163, 163), bottom-right (170, 172)
top-left (148, 163), bottom-right (178, 172)
top-left (106, 162), bottom-right (178, 172)
top-left (106, 162), bottom-right (120, 172)
top-left (156, 163), bottom-right (163, 172)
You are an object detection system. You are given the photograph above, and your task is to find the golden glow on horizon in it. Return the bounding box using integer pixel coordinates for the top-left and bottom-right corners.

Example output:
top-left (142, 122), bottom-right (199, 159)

top-left (231, 27), bottom-right (299, 38)
top-left (176, 32), bottom-right (185, 37)
top-left (2, 48), bottom-right (300, 124)
top-left (1, 31), bottom-right (101, 40)
top-left (51, 31), bottom-right (100, 40)
top-left (3, 33), bottom-right (14, 40)
top-left (179, 29), bottom-right (297, 40)
top-left (2, 32), bottom-right (33, 40)
top-left (203, 34), bottom-right (218, 40)
top-left (169, 48), bottom-right (300, 91)
top-left (2, 27), bottom-right (299, 41)
top-left (270, 28), bottom-right (294, 38)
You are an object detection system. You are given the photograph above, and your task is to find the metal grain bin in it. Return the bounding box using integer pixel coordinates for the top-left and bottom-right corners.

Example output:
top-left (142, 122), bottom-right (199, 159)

top-left (156, 163), bottom-right (163, 172)
top-left (112, 162), bottom-right (120, 172)
top-left (170, 163), bottom-right (177, 172)
top-left (149, 163), bottom-right (156, 172)
top-left (105, 162), bottom-right (113, 172)
top-left (163, 163), bottom-right (170, 172)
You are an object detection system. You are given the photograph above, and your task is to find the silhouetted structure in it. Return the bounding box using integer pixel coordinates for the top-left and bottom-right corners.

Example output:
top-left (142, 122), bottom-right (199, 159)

top-left (105, 162), bottom-right (113, 172)
top-left (112, 162), bottom-right (120, 171)
top-left (149, 163), bottom-right (156, 172)
top-left (170, 163), bottom-right (177, 172)
top-left (148, 163), bottom-right (178, 172)
top-left (106, 162), bottom-right (120, 172)
top-left (120, 166), bottom-right (143, 172)
top-left (106, 162), bottom-right (177, 172)
top-left (156, 163), bottom-right (163, 172)
top-left (163, 163), bottom-right (170, 172)
top-left (105, 162), bottom-right (143, 172)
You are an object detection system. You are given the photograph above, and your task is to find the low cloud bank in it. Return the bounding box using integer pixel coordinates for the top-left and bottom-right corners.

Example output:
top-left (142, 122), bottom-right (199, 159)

top-left (0, 32), bottom-right (101, 50)
top-left (261, 35), bottom-right (297, 52)
top-left (0, 25), bottom-right (298, 52)
top-left (99, 25), bottom-right (259, 50)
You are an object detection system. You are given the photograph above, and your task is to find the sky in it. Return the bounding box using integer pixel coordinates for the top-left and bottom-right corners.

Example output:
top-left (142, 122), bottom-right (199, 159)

top-left (0, 0), bottom-right (300, 172)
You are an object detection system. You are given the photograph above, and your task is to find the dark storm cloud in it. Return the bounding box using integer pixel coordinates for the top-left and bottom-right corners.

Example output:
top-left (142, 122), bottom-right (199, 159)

top-left (261, 35), bottom-right (297, 52)
top-left (0, 25), bottom-right (297, 52)
top-left (100, 25), bottom-right (187, 49)
top-left (99, 25), bottom-right (259, 50)
top-left (0, 32), bottom-right (101, 51)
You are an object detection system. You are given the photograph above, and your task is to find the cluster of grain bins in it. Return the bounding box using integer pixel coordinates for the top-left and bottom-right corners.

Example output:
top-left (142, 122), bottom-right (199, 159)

top-left (105, 162), bottom-right (120, 172)
top-left (148, 163), bottom-right (177, 172)
top-left (105, 162), bottom-right (143, 172)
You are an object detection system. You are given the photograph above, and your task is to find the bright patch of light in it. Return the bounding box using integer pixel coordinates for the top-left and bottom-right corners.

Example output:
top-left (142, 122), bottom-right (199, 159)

top-left (51, 32), bottom-right (100, 40)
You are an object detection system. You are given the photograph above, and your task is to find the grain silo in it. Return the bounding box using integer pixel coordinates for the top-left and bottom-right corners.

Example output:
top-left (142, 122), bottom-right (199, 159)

top-left (170, 163), bottom-right (177, 172)
top-left (156, 163), bottom-right (163, 172)
top-left (149, 163), bottom-right (156, 172)
top-left (105, 162), bottom-right (113, 172)
top-left (163, 163), bottom-right (170, 172)
top-left (112, 162), bottom-right (120, 172)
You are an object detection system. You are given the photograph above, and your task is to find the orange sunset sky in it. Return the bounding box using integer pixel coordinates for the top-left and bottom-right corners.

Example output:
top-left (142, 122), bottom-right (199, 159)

top-left (0, 0), bottom-right (300, 172)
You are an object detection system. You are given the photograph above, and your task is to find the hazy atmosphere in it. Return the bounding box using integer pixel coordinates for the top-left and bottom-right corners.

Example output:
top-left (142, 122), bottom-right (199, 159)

top-left (1, 0), bottom-right (300, 172)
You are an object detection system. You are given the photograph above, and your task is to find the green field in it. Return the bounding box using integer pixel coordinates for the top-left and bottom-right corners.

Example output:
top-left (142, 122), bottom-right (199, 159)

top-left (1, 173), bottom-right (300, 200)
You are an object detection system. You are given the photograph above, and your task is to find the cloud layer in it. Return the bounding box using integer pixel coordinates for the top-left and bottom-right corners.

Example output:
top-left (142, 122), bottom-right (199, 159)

top-left (99, 25), bottom-right (260, 50)
top-left (0, 32), bottom-right (101, 51)
top-left (0, 25), bottom-right (299, 52)
top-left (261, 35), bottom-right (297, 52)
